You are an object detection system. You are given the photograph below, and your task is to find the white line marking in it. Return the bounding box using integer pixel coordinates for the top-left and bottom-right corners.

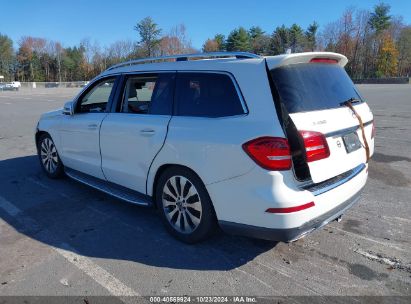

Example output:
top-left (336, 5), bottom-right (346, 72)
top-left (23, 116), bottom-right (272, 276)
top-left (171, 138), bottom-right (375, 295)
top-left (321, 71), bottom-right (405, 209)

top-left (56, 244), bottom-right (140, 296)
top-left (0, 196), bottom-right (21, 216)
top-left (332, 226), bottom-right (406, 252)
top-left (354, 248), bottom-right (411, 272)
top-left (0, 195), bottom-right (140, 297)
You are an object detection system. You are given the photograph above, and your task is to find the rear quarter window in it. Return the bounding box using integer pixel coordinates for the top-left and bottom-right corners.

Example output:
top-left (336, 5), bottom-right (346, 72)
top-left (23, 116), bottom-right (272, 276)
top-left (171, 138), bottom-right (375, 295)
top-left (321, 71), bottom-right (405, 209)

top-left (175, 72), bottom-right (244, 118)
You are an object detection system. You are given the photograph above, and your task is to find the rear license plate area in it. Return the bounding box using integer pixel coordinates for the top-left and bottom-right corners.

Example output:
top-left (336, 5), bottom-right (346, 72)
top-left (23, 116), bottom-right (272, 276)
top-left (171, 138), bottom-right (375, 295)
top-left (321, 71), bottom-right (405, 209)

top-left (342, 132), bottom-right (362, 153)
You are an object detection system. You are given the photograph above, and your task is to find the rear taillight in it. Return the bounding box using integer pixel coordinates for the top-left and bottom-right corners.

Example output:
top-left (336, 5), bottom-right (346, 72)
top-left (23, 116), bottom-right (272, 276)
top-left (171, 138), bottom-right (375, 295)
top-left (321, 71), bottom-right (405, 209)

top-left (242, 137), bottom-right (291, 171)
top-left (299, 131), bottom-right (330, 162)
top-left (371, 121), bottom-right (376, 139)
top-left (309, 58), bottom-right (338, 64)
top-left (266, 201), bottom-right (315, 213)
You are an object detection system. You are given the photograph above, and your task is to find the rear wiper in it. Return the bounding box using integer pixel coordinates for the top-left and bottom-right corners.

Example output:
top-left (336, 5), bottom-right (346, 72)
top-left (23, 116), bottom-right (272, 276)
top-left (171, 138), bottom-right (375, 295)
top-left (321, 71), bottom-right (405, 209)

top-left (340, 97), bottom-right (362, 106)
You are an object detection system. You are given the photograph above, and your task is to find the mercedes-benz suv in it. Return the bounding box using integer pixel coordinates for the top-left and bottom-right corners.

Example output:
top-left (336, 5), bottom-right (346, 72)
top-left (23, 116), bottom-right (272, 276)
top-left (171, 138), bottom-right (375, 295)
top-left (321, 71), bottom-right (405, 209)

top-left (35, 52), bottom-right (375, 243)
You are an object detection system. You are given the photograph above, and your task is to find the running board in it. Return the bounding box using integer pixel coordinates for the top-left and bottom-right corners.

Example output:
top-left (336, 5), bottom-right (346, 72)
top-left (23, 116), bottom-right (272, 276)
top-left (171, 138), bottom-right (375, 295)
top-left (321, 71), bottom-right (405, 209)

top-left (65, 168), bottom-right (152, 207)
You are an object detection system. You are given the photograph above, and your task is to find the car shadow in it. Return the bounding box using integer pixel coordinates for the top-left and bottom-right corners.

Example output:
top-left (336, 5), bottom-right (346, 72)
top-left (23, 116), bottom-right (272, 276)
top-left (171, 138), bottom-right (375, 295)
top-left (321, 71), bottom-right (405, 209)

top-left (0, 155), bottom-right (277, 271)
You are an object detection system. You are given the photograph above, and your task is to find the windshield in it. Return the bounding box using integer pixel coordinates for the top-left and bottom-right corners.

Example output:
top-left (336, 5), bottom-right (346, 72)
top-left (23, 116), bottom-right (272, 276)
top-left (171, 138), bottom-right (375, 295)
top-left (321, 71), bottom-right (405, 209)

top-left (270, 63), bottom-right (362, 114)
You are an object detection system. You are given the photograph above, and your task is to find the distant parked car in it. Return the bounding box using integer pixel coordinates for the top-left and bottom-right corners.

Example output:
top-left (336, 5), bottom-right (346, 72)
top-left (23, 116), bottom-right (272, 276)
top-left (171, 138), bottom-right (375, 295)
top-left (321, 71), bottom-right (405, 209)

top-left (1, 82), bottom-right (18, 91)
top-left (80, 81), bottom-right (90, 87)
top-left (7, 81), bottom-right (21, 91)
top-left (45, 82), bottom-right (59, 88)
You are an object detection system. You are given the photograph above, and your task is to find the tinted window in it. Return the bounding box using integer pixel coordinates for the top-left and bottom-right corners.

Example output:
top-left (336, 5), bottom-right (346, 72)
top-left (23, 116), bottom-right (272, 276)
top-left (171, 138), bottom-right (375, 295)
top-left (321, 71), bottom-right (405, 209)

top-left (120, 73), bottom-right (174, 115)
top-left (78, 78), bottom-right (116, 113)
top-left (175, 73), bottom-right (244, 117)
top-left (270, 63), bottom-right (362, 114)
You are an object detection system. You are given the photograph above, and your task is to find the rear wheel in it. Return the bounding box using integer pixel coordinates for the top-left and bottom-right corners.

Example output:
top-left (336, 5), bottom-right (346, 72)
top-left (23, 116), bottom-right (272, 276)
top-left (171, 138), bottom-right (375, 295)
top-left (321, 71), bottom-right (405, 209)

top-left (156, 167), bottom-right (217, 243)
top-left (37, 134), bottom-right (64, 178)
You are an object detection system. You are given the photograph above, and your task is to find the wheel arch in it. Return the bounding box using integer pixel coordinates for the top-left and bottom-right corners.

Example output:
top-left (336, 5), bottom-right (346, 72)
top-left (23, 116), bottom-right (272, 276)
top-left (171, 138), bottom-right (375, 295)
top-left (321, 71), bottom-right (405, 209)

top-left (149, 163), bottom-right (210, 208)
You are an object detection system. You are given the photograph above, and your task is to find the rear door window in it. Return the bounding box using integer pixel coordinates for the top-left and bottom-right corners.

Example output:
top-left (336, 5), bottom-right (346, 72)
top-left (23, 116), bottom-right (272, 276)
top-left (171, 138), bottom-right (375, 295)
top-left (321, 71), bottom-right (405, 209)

top-left (119, 73), bottom-right (174, 115)
top-left (175, 72), bottom-right (244, 117)
top-left (270, 63), bottom-right (362, 114)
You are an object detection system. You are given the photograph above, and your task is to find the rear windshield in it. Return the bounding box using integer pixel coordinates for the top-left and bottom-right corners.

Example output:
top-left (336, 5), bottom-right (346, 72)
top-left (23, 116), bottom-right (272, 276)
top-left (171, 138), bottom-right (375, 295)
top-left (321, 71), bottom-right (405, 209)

top-left (270, 63), bottom-right (362, 113)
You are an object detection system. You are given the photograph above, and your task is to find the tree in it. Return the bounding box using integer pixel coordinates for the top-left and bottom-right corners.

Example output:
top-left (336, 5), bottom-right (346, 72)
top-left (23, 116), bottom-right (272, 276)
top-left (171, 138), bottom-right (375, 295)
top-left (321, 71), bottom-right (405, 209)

top-left (134, 17), bottom-right (161, 57)
top-left (369, 3), bottom-right (391, 34)
top-left (289, 24), bottom-right (305, 52)
top-left (214, 34), bottom-right (226, 51)
top-left (0, 33), bottom-right (14, 81)
top-left (202, 39), bottom-right (219, 52)
top-left (397, 27), bottom-right (411, 76)
top-left (305, 22), bottom-right (319, 51)
top-left (159, 24), bottom-right (195, 55)
top-left (376, 32), bottom-right (398, 77)
top-left (248, 26), bottom-right (270, 54)
top-left (226, 27), bottom-right (251, 52)
top-left (271, 25), bottom-right (290, 54)
top-left (249, 26), bottom-right (264, 39)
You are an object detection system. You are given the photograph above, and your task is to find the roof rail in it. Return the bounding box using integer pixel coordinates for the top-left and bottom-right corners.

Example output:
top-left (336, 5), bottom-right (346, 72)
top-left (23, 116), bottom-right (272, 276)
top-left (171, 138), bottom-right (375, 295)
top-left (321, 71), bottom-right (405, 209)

top-left (106, 52), bottom-right (260, 71)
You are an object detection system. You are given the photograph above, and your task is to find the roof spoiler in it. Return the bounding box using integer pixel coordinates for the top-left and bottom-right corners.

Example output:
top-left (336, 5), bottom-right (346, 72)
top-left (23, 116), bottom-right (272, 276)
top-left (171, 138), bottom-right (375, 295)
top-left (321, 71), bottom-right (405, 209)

top-left (265, 52), bottom-right (348, 68)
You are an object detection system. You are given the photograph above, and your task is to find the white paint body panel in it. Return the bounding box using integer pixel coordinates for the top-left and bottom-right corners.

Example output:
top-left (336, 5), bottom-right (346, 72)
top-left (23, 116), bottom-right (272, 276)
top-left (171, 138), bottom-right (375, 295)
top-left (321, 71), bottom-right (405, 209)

top-left (289, 102), bottom-right (374, 183)
top-left (100, 113), bottom-right (170, 193)
top-left (58, 113), bottom-right (107, 179)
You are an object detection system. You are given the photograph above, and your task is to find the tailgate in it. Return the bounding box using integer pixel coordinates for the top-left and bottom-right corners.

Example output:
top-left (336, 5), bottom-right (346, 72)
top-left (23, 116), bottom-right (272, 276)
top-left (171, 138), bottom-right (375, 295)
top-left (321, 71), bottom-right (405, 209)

top-left (289, 103), bottom-right (374, 183)
top-left (267, 54), bottom-right (374, 183)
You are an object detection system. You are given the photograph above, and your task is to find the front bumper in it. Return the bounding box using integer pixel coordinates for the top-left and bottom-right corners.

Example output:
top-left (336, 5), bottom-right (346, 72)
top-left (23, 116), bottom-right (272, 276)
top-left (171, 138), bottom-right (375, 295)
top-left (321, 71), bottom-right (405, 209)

top-left (219, 187), bottom-right (363, 242)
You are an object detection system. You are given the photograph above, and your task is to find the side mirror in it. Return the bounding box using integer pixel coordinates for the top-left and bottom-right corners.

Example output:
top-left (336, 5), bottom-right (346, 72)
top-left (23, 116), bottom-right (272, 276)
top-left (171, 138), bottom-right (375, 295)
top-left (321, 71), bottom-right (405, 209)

top-left (62, 101), bottom-right (75, 115)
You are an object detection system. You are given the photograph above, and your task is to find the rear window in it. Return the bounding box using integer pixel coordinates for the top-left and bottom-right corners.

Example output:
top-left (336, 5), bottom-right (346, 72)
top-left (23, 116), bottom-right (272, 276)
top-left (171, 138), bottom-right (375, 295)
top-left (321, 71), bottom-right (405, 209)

top-left (270, 63), bottom-right (362, 114)
top-left (175, 73), bottom-right (244, 118)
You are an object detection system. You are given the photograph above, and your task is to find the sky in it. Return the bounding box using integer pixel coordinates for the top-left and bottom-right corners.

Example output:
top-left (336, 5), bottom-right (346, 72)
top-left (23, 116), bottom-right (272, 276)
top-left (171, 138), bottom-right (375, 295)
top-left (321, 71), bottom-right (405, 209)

top-left (1, 0), bottom-right (410, 50)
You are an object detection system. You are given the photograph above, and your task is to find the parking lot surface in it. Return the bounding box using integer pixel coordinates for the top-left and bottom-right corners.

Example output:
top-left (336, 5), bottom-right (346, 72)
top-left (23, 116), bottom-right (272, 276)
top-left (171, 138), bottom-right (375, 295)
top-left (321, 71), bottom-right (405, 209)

top-left (0, 85), bottom-right (410, 300)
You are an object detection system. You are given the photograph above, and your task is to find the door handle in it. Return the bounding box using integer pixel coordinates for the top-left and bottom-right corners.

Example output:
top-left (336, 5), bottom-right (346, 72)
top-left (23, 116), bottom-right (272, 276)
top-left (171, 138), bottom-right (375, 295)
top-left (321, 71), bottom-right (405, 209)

top-left (140, 129), bottom-right (155, 136)
top-left (88, 124), bottom-right (98, 129)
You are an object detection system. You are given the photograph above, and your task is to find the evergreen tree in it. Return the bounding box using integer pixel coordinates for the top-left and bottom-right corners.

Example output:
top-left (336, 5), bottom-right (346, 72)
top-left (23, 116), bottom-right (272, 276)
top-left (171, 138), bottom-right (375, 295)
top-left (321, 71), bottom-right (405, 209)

top-left (369, 3), bottom-right (391, 34)
top-left (134, 17), bottom-right (162, 57)
top-left (226, 27), bottom-right (251, 52)
top-left (305, 22), bottom-right (319, 51)
top-left (0, 33), bottom-right (14, 81)
top-left (271, 25), bottom-right (290, 54)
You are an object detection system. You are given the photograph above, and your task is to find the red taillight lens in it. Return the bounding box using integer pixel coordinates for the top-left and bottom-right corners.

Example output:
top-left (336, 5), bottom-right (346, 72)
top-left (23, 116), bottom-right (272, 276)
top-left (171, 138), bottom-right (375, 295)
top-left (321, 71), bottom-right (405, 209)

top-left (309, 58), bottom-right (338, 64)
top-left (299, 131), bottom-right (330, 162)
top-left (371, 121), bottom-right (376, 139)
top-left (242, 137), bottom-right (291, 171)
top-left (266, 202), bottom-right (315, 213)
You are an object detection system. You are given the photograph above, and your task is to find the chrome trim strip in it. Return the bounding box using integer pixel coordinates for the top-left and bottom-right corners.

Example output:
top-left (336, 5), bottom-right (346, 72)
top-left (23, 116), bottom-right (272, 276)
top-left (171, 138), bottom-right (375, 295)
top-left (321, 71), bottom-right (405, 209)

top-left (65, 170), bottom-right (150, 206)
top-left (106, 52), bottom-right (261, 71)
top-left (325, 120), bottom-right (373, 138)
top-left (303, 163), bottom-right (366, 196)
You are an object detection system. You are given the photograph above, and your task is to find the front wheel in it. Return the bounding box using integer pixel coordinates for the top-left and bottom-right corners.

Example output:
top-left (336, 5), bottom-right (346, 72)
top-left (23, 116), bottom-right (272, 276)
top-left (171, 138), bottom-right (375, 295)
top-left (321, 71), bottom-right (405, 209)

top-left (37, 134), bottom-right (64, 178)
top-left (156, 167), bottom-right (217, 244)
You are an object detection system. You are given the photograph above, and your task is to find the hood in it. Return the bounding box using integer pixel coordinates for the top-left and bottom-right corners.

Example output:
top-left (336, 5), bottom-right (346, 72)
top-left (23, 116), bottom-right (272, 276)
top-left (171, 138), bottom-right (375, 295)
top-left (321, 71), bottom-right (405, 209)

top-left (40, 108), bottom-right (64, 119)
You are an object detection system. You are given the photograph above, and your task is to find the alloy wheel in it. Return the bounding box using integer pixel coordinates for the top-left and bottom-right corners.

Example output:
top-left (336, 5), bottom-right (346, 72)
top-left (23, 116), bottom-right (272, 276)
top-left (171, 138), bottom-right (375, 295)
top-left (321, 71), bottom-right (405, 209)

top-left (162, 175), bottom-right (202, 234)
top-left (40, 138), bottom-right (59, 174)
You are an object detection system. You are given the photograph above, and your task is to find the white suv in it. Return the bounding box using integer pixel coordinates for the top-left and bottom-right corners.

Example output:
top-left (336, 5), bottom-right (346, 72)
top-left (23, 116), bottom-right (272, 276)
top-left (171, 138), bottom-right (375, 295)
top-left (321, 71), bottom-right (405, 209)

top-left (35, 52), bottom-right (375, 243)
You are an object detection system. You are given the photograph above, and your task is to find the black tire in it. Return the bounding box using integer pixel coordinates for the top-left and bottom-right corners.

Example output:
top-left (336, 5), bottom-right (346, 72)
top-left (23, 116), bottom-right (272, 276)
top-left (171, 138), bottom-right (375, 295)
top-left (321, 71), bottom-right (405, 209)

top-left (37, 133), bottom-right (64, 179)
top-left (155, 166), bottom-right (217, 244)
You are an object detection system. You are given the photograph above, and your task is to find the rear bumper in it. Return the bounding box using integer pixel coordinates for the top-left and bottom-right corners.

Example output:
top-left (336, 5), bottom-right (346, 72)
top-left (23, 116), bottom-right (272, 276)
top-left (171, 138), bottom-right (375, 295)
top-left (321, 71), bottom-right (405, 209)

top-left (219, 187), bottom-right (363, 242)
